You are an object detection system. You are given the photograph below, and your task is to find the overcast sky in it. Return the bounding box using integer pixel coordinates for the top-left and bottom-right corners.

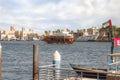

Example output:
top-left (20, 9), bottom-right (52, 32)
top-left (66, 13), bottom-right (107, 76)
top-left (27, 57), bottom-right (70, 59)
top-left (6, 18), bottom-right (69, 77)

top-left (0, 0), bottom-right (120, 33)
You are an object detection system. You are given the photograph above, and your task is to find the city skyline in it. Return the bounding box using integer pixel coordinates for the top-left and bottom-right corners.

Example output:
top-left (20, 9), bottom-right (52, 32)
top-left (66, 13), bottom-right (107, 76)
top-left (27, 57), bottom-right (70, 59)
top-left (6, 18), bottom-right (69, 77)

top-left (0, 0), bottom-right (120, 33)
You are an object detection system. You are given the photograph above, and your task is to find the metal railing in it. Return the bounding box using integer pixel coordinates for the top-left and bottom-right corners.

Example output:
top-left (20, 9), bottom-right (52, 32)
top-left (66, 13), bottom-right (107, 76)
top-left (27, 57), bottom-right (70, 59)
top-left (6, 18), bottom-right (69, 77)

top-left (39, 65), bottom-right (120, 80)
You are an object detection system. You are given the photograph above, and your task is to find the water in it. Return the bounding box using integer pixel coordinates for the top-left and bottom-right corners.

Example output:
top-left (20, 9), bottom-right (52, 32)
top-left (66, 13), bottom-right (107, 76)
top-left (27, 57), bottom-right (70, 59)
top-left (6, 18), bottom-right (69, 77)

top-left (1, 41), bottom-right (120, 80)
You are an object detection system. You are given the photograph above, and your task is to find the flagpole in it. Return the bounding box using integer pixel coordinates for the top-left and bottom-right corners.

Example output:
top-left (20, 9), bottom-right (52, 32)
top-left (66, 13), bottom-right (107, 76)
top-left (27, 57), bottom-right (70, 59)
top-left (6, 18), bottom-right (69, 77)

top-left (110, 26), bottom-right (114, 54)
top-left (110, 21), bottom-right (114, 70)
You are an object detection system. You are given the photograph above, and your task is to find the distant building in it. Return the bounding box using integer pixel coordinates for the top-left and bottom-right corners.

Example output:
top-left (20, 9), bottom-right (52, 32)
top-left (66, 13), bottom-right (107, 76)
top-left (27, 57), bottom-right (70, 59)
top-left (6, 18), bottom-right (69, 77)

top-left (0, 26), bottom-right (16, 40)
top-left (0, 25), bottom-right (43, 41)
top-left (92, 27), bottom-right (99, 35)
top-left (83, 27), bottom-right (99, 36)
top-left (20, 27), bottom-right (34, 40)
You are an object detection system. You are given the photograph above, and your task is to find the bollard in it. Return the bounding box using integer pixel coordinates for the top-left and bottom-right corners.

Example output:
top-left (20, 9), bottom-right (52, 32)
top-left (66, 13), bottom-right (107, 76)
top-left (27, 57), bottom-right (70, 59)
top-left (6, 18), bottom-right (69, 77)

top-left (0, 43), bottom-right (2, 80)
top-left (53, 50), bottom-right (61, 80)
top-left (33, 44), bottom-right (39, 80)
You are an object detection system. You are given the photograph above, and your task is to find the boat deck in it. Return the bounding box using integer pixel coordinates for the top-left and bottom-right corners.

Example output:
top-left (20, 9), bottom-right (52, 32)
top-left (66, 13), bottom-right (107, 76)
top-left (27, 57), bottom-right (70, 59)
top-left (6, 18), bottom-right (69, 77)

top-left (107, 71), bottom-right (120, 80)
top-left (64, 77), bottom-right (100, 80)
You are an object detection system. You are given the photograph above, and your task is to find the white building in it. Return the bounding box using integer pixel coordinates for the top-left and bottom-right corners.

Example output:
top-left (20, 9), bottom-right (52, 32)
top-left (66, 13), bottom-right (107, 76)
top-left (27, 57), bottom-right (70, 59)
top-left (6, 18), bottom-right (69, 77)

top-left (0, 26), bottom-right (16, 40)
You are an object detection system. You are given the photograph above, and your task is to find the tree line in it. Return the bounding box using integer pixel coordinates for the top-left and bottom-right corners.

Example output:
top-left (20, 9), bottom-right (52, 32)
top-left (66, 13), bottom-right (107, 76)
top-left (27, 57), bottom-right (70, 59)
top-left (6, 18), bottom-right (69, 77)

top-left (44, 25), bottom-right (120, 37)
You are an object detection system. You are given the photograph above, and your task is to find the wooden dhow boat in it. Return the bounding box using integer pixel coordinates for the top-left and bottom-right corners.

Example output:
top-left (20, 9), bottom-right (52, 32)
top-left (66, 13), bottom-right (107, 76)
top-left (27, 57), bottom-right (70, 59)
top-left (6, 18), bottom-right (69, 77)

top-left (43, 30), bottom-right (74, 44)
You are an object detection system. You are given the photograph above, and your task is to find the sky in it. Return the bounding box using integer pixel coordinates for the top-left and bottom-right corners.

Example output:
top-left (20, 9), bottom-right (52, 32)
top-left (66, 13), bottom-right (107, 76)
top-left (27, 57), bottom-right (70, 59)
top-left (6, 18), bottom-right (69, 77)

top-left (0, 0), bottom-right (120, 33)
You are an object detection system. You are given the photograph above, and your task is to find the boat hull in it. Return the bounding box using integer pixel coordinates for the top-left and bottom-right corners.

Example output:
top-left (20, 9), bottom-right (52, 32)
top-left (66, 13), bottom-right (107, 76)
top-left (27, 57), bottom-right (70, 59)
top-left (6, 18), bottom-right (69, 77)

top-left (44, 36), bottom-right (74, 44)
top-left (70, 64), bottom-right (107, 79)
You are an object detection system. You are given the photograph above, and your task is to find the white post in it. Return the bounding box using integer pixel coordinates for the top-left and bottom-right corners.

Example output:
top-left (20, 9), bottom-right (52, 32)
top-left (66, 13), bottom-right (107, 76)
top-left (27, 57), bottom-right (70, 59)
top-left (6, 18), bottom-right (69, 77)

top-left (53, 50), bottom-right (61, 80)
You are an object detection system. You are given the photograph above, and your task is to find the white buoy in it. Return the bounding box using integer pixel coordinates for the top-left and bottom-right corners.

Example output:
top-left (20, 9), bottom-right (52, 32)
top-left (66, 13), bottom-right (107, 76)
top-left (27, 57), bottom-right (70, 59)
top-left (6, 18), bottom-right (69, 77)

top-left (53, 50), bottom-right (61, 79)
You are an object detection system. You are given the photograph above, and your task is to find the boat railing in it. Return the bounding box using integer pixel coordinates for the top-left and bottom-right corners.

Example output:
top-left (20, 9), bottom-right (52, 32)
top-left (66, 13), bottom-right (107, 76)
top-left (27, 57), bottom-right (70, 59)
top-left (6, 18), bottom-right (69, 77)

top-left (39, 64), bottom-right (120, 80)
top-left (108, 61), bottom-right (120, 66)
top-left (95, 33), bottom-right (100, 40)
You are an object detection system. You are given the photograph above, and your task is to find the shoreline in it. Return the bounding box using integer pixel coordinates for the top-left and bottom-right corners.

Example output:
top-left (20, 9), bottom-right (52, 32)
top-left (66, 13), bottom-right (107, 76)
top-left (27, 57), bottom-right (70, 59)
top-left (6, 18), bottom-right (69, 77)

top-left (75, 40), bottom-right (111, 42)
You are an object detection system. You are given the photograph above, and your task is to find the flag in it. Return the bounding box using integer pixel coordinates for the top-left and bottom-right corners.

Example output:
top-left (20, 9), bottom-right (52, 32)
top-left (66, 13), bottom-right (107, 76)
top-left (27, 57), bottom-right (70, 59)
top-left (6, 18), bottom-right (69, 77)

top-left (114, 38), bottom-right (120, 46)
top-left (102, 19), bottom-right (112, 28)
top-left (108, 19), bottom-right (112, 27)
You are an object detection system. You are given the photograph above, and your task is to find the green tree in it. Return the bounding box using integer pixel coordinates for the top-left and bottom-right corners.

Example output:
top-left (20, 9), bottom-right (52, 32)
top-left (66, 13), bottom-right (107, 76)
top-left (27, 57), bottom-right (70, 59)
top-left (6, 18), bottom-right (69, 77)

top-left (66, 28), bottom-right (70, 32)
top-left (87, 28), bottom-right (93, 34)
top-left (44, 30), bottom-right (50, 36)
